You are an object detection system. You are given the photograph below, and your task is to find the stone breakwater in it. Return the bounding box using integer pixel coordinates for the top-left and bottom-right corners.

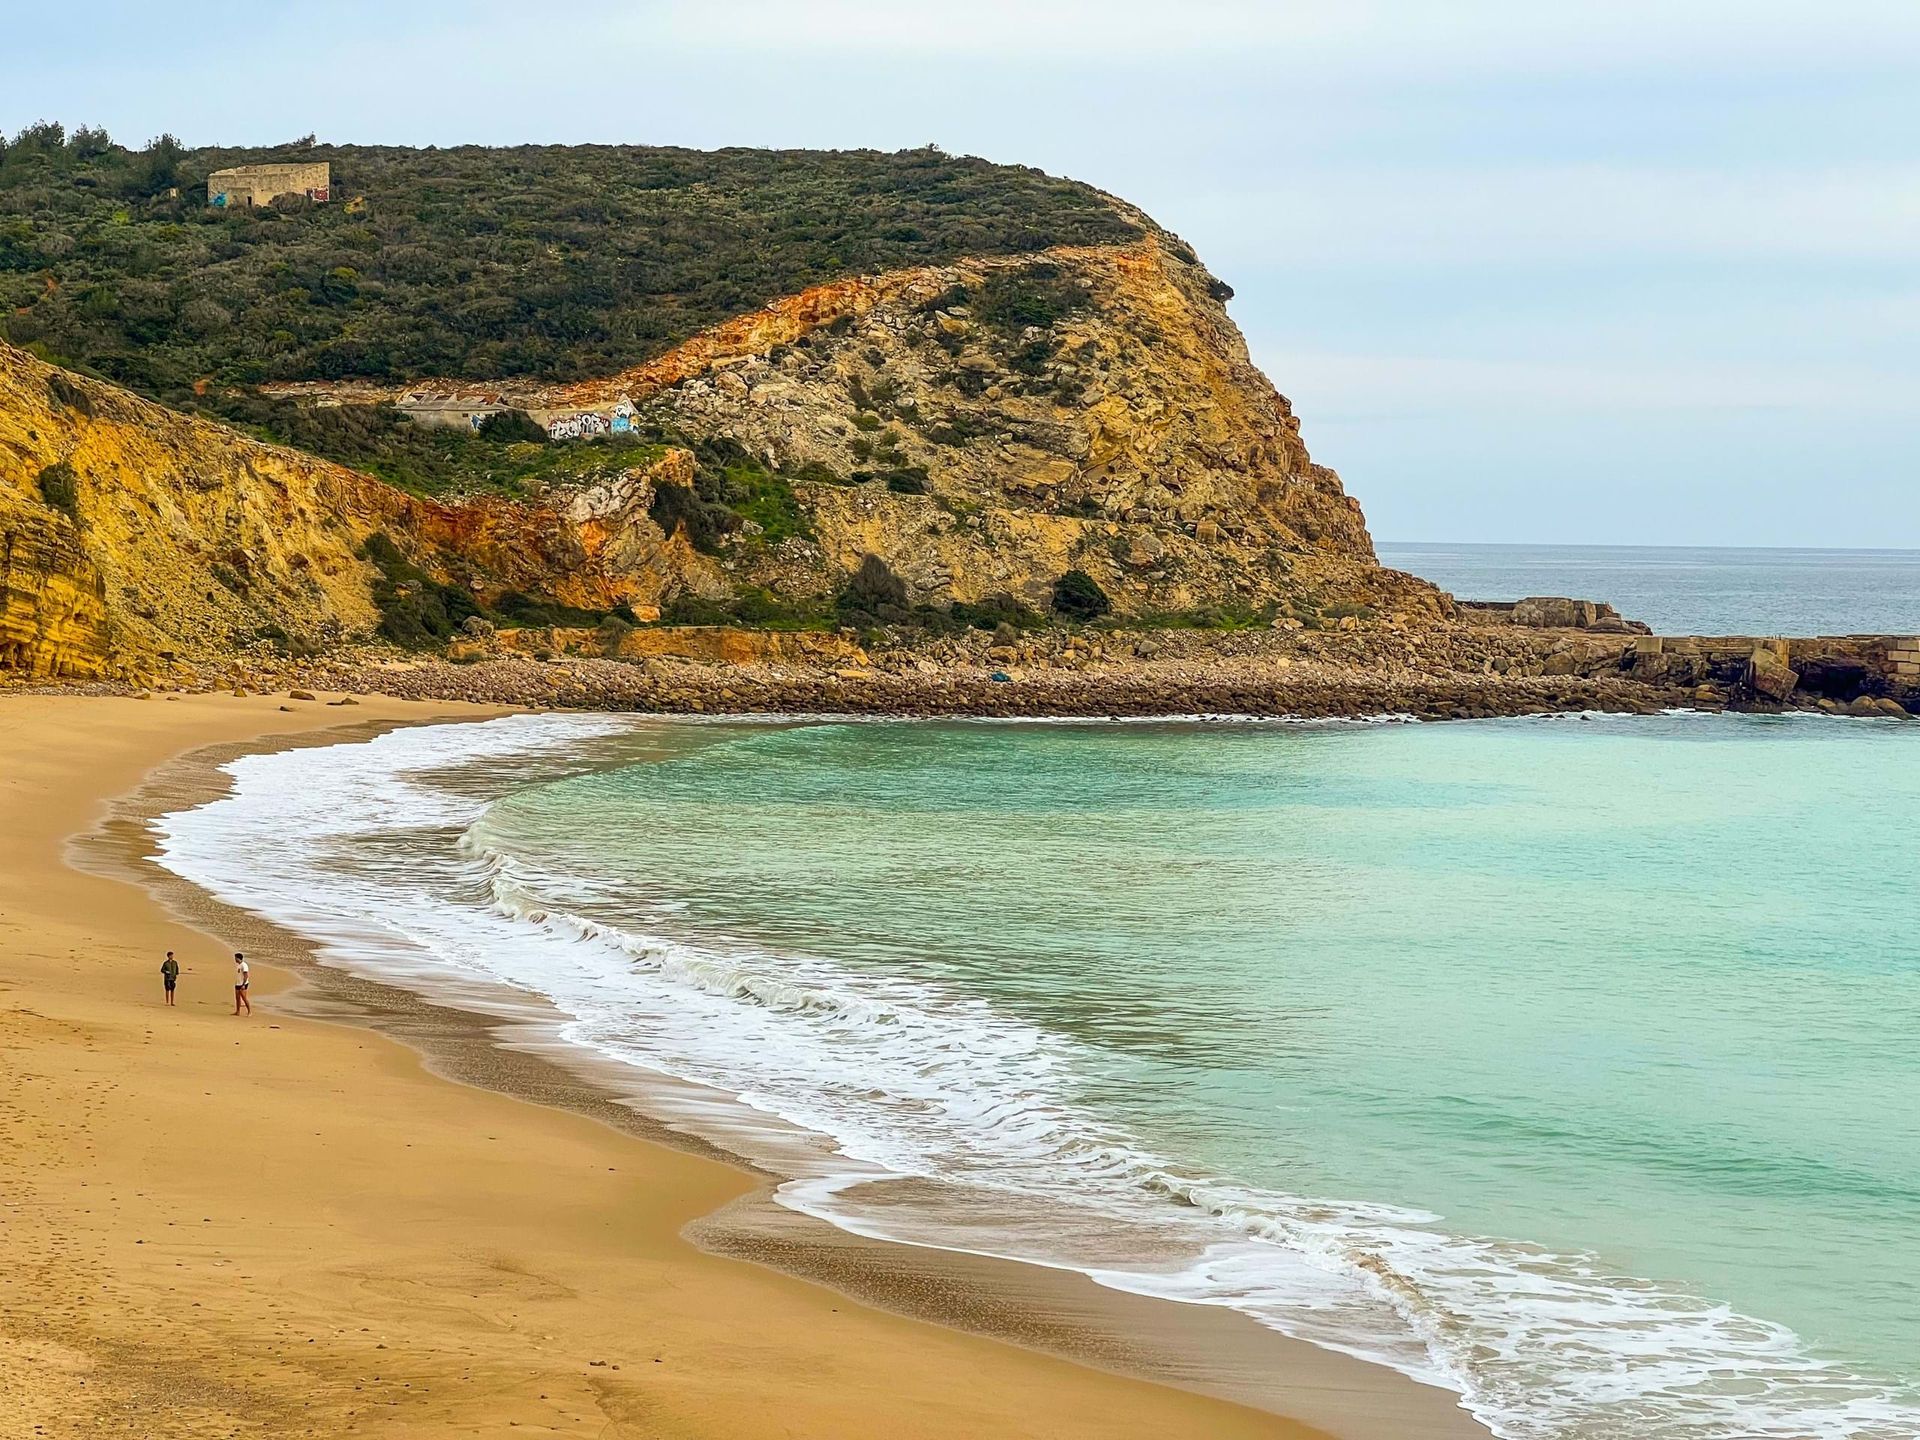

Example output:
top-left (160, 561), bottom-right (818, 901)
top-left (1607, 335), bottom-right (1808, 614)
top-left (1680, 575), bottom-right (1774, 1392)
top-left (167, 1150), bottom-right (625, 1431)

top-left (213, 653), bottom-right (1684, 721)
top-left (1534, 631), bottom-right (1919, 716)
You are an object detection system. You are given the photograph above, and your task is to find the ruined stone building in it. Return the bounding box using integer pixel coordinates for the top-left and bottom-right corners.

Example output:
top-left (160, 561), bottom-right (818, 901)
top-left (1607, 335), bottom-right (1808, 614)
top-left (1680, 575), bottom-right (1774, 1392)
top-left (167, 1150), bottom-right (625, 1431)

top-left (207, 162), bottom-right (331, 208)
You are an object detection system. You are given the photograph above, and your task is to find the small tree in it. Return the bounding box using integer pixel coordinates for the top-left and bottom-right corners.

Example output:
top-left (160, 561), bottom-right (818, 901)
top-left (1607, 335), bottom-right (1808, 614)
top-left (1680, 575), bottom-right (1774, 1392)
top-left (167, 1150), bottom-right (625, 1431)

top-left (132, 132), bottom-right (184, 196)
top-left (1051, 569), bottom-right (1111, 621)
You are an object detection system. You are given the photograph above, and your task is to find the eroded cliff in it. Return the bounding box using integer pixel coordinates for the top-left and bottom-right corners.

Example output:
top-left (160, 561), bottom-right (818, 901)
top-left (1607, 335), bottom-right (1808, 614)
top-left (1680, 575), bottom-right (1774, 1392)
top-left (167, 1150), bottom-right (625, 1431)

top-left (0, 345), bottom-right (707, 676)
top-left (1, 221), bottom-right (1446, 679)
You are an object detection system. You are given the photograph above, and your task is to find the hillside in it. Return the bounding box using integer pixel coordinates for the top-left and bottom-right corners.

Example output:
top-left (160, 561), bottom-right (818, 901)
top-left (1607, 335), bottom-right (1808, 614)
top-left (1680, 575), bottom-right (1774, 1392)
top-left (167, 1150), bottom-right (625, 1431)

top-left (0, 127), bottom-right (1136, 487)
top-left (0, 130), bottom-right (1452, 682)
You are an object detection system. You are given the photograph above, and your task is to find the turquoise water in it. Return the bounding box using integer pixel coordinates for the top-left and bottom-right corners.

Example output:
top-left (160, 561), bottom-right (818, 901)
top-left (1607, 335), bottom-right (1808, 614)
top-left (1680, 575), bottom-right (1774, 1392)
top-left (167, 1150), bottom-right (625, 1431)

top-left (157, 713), bottom-right (1920, 1438)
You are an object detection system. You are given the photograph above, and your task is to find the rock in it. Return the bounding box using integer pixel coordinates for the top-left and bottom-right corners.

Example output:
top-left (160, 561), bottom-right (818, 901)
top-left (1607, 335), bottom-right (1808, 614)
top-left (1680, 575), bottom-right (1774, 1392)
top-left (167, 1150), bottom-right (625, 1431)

top-left (1511, 597), bottom-right (1597, 629)
top-left (1746, 649), bottom-right (1799, 704)
top-left (1503, 597), bottom-right (1649, 635)
top-left (461, 616), bottom-right (496, 639)
top-left (288, 689), bottom-right (316, 701)
top-left (1847, 695), bottom-right (1884, 717)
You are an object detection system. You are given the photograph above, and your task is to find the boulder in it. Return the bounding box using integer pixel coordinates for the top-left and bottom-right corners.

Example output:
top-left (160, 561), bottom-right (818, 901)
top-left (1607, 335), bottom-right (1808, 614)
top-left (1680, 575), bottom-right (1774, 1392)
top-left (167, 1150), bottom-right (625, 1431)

top-left (1746, 649), bottom-right (1799, 704)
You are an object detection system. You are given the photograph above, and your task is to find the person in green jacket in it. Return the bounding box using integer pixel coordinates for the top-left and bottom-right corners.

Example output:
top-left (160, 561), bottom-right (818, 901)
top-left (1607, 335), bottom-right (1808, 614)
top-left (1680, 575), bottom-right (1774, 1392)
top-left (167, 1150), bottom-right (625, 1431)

top-left (160, 951), bottom-right (180, 1006)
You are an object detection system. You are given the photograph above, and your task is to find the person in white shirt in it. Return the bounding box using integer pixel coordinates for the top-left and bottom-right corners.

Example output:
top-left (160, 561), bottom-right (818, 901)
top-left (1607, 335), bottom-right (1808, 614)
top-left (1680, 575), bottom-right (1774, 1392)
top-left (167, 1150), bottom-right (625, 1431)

top-left (232, 952), bottom-right (250, 1016)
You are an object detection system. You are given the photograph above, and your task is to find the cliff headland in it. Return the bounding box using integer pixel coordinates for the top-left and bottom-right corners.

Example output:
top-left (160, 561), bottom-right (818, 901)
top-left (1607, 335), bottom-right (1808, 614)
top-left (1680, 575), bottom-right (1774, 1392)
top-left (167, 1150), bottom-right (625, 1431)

top-left (1, 133), bottom-right (1912, 717)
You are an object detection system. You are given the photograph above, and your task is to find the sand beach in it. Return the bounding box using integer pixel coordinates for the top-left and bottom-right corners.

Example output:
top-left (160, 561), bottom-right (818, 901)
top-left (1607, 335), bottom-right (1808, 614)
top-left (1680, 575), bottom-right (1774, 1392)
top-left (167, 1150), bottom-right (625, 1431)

top-left (0, 692), bottom-right (1484, 1439)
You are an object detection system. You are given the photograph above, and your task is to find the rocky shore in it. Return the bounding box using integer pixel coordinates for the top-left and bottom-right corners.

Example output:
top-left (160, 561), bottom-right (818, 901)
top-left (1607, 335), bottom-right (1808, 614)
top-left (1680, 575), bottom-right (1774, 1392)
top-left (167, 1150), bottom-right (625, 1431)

top-left (280, 651), bottom-right (1685, 721)
top-left (15, 605), bottom-right (1913, 723)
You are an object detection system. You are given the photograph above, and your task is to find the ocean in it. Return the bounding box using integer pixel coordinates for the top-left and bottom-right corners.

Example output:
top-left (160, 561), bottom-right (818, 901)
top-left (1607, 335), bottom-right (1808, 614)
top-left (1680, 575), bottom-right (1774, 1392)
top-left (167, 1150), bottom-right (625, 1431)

top-left (153, 708), bottom-right (1920, 1440)
top-left (1377, 543), bottom-right (1920, 638)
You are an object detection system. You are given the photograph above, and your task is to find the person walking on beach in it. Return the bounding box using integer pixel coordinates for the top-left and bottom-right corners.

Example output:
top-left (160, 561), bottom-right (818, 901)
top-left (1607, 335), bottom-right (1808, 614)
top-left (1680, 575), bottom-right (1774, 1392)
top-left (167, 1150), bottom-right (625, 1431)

top-left (233, 952), bottom-right (250, 1016)
top-left (160, 951), bottom-right (179, 1006)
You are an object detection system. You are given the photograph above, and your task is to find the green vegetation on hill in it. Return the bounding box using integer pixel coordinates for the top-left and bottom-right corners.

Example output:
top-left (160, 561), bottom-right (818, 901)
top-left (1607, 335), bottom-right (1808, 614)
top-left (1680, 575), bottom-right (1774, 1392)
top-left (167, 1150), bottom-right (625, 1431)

top-left (0, 124), bottom-right (1136, 407)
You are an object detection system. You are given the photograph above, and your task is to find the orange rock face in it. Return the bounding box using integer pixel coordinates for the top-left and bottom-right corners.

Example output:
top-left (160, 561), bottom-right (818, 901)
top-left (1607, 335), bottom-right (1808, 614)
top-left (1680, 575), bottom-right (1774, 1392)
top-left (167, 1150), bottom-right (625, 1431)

top-left (0, 344), bottom-right (704, 676)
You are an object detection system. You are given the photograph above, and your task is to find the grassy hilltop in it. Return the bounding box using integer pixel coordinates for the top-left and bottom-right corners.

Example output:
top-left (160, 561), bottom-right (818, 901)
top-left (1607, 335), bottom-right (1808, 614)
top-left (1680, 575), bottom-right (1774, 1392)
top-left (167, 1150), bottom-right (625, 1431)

top-left (0, 125), bottom-right (1137, 490)
top-left (0, 126), bottom-right (1134, 388)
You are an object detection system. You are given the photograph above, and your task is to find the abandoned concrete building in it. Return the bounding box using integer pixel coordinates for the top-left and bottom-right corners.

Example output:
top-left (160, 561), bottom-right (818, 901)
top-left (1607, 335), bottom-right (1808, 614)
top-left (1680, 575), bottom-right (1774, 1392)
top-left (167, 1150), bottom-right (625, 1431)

top-left (207, 162), bottom-right (331, 208)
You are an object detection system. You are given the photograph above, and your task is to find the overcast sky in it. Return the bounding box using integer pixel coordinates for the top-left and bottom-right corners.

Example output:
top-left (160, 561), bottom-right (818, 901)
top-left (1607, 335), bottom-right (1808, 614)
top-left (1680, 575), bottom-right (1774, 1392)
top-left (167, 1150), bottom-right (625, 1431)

top-left (9, 1), bottom-right (1916, 546)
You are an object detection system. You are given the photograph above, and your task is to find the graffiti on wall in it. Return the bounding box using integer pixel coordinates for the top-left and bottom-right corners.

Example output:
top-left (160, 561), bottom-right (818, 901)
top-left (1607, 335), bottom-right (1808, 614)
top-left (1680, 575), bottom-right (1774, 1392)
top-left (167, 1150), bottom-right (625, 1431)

top-left (544, 404), bottom-right (637, 442)
top-left (546, 412), bottom-right (611, 441)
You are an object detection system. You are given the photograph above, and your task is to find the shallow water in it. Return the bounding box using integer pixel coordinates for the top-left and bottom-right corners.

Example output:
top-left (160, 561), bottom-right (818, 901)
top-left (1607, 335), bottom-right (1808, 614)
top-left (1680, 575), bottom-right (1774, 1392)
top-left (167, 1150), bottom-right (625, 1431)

top-left (156, 712), bottom-right (1920, 1439)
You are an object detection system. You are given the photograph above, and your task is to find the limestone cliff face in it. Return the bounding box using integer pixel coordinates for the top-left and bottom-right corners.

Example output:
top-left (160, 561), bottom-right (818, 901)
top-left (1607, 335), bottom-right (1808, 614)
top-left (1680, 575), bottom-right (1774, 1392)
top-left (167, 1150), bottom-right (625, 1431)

top-left (0, 221), bottom-right (1443, 678)
top-left (0, 503), bottom-right (108, 677)
top-left (303, 232), bottom-right (1439, 624)
top-left (291, 232), bottom-right (1443, 625)
top-left (635, 236), bottom-right (1409, 618)
top-left (0, 344), bottom-right (699, 677)
top-left (2, 349), bottom-right (385, 675)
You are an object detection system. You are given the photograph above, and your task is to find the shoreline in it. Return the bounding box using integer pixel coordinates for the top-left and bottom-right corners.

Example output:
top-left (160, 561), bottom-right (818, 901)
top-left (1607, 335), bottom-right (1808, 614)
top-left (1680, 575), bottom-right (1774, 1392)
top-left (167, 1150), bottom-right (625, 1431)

top-left (2, 692), bottom-right (1486, 1438)
top-left (21, 615), bottom-right (1912, 723)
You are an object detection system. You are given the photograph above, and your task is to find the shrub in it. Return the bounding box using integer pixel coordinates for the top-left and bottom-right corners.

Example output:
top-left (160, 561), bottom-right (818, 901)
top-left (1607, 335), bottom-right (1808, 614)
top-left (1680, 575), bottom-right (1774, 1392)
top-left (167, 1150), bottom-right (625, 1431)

top-left (1051, 569), bottom-right (1111, 621)
top-left (361, 532), bottom-right (483, 647)
top-left (477, 408), bottom-right (547, 444)
top-left (35, 460), bottom-right (79, 517)
top-left (950, 592), bottom-right (1042, 631)
top-left (787, 459), bottom-right (848, 486)
top-left (648, 480), bottom-right (740, 554)
top-left (974, 265), bottom-right (1092, 335)
top-left (661, 592), bottom-right (733, 626)
top-left (594, 613), bottom-right (633, 654)
top-left (45, 371), bottom-right (91, 416)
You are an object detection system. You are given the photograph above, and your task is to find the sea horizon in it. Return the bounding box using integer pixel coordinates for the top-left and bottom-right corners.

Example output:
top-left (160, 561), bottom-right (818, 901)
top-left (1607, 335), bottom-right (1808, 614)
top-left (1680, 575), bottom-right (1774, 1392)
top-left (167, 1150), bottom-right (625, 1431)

top-left (1377, 541), bottom-right (1920, 638)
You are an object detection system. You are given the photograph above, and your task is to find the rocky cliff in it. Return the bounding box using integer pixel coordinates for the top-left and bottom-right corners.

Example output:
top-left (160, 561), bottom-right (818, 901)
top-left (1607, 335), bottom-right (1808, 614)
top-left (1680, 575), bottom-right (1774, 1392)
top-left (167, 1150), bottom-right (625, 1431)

top-left (0, 344), bottom-right (706, 677)
top-left (622, 234), bottom-right (1429, 622)
top-left (1, 221), bottom-right (1445, 680)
